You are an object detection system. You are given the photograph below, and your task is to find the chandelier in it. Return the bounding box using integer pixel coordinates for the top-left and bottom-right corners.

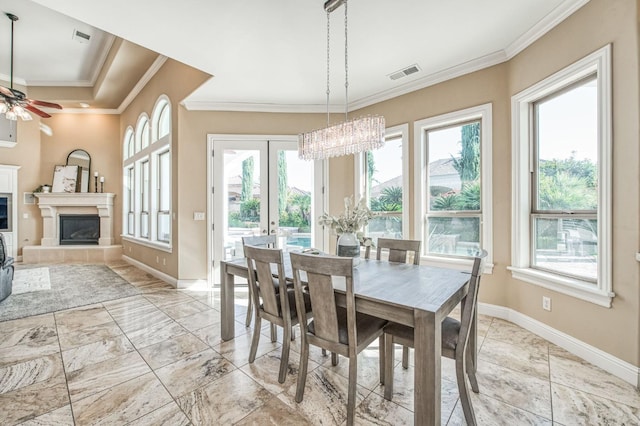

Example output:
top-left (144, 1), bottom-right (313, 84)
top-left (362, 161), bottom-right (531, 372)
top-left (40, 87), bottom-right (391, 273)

top-left (298, 0), bottom-right (385, 161)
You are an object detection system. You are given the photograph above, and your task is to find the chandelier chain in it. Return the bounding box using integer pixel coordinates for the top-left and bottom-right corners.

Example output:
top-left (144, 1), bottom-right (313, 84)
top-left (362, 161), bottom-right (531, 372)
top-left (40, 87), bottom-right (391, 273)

top-left (344, 0), bottom-right (348, 121)
top-left (326, 10), bottom-right (331, 128)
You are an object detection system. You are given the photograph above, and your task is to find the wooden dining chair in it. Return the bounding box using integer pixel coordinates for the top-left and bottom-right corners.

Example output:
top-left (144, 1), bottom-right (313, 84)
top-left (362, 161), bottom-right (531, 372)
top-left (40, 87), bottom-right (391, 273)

top-left (375, 237), bottom-right (421, 370)
top-left (290, 252), bottom-right (387, 426)
top-left (242, 235), bottom-right (277, 328)
top-left (382, 249), bottom-right (488, 426)
top-left (244, 244), bottom-right (312, 383)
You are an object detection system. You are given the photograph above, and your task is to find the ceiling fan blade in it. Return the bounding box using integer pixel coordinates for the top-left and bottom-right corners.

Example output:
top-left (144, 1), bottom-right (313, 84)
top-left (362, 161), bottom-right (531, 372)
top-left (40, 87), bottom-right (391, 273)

top-left (0, 85), bottom-right (14, 98)
top-left (25, 104), bottom-right (52, 118)
top-left (28, 99), bottom-right (63, 110)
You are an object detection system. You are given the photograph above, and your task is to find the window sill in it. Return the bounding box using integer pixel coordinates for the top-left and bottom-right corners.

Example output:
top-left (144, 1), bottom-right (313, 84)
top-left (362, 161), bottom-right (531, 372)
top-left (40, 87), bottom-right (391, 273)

top-left (508, 266), bottom-right (613, 308)
top-left (421, 255), bottom-right (494, 275)
top-left (122, 235), bottom-right (172, 253)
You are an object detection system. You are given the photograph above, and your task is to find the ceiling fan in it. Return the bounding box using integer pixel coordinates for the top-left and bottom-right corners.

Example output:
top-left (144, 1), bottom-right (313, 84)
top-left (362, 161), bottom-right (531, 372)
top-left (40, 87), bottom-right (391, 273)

top-left (0, 12), bottom-right (62, 120)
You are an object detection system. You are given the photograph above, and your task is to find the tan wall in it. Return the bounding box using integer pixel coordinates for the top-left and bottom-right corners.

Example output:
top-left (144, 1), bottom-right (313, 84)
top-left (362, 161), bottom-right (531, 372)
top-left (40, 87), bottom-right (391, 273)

top-left (505, 0), bottom-right (640, 365)
top-left (119, 59), bottom-right (210, 278)
top-left (0, 113), bottom-right (120, 255)
top-left (177, 111), bottom-right (329, 280)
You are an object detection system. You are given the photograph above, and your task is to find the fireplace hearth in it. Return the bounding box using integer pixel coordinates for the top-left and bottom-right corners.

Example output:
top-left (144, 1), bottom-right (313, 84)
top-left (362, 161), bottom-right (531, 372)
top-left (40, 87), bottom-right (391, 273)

top-left (60, 214), bottom-right (100, 245)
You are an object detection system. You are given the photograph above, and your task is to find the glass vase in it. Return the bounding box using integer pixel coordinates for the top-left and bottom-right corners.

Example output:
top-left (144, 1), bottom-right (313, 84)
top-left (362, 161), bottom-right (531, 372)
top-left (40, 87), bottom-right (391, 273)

top-left (337, 232), bottom-right (360, 266)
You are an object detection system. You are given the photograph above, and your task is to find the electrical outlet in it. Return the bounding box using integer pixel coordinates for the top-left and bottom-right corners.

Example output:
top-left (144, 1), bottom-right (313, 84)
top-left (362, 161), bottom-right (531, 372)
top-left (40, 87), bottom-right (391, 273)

top-left (542, 296), bottom-right (551, 311)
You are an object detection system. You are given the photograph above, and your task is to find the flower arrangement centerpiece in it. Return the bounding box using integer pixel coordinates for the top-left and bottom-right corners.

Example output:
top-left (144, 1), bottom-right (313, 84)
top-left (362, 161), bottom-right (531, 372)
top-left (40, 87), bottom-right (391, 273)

top-left (318, 196), bottom-right (375, 263)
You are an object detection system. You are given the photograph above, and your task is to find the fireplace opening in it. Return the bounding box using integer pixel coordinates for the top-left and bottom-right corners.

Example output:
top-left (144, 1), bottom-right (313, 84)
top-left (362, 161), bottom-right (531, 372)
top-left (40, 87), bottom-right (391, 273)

top-left (60, 214), bottom-right (100, 245)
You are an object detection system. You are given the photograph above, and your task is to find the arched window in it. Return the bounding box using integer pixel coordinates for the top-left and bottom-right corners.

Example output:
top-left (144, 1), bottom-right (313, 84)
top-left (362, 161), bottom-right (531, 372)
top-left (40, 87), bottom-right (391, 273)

top-left (122, 96), bottom-right (172, 248)
top-left (123, 128), bottom-right (134, 160)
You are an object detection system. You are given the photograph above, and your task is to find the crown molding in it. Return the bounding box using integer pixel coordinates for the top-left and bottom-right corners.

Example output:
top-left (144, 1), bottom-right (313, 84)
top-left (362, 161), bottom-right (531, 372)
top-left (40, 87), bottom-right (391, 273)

top-left (181, 100), bottom-right (347, 113)
top-left (504, 0), bottom-right (591, 59)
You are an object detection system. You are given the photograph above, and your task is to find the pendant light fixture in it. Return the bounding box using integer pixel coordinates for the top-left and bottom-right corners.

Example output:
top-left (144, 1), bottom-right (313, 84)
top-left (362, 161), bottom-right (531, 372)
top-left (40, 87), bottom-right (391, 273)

top-left (298, 0), bottom-right (385, 161)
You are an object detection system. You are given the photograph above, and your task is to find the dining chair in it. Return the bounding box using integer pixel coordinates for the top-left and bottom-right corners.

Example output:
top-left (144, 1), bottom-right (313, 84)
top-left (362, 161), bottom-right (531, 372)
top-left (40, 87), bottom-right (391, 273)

top-left (242, 235), bottom-right (277, 328)
top-left (244, 244), bottom-right (312, 383)
top-left (290, 252), bottom-right (387, 426)
top-left (382, 249), bottom-right (488, 426)
top-left (375, 237), bottom-right (421, 370)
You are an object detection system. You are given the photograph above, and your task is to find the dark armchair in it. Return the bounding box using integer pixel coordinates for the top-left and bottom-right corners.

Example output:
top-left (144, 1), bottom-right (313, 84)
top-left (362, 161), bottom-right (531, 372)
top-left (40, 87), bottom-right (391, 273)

top-left (0, 233), bottom-right (14, 302)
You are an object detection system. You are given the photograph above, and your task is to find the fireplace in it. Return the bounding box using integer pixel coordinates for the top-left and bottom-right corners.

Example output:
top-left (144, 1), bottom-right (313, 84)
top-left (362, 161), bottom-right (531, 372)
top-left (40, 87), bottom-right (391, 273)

top-left (60, 214), bottom-right (100, 245)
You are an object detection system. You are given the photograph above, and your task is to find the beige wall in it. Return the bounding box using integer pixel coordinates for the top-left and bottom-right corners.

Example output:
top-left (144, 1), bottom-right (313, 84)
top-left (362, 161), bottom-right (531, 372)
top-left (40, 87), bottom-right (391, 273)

top-left (0, 113), bottom-right (120, 255)
top-left (119, 59), bottom-right (210, 278)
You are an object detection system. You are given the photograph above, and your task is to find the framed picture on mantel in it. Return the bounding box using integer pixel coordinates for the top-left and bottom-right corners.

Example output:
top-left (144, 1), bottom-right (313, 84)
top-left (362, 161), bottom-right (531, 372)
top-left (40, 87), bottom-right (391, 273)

top-left (52, 165), bottom-right (80, 193)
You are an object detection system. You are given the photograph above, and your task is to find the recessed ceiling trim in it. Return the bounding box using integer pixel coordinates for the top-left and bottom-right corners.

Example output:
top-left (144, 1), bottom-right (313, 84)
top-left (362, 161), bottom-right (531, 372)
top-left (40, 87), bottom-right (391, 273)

top-left (504, 0), bottom-right (591, 59)
top-left (25, 34), bottom-right (116, 87)
top-left (117, 55), bottom-right (167, 113)
top-left (58, 108), bottom-right (118, 114)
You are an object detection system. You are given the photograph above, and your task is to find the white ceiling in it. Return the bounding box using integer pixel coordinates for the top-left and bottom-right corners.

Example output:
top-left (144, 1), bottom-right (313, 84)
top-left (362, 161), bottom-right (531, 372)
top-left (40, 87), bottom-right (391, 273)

top-left (10, 0), bottom-right (588, 112)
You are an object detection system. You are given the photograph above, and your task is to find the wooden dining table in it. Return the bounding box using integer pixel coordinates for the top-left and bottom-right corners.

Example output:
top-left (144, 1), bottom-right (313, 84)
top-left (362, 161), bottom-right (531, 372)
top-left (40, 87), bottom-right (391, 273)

top-left (220, 255), bottom-right (472, 426)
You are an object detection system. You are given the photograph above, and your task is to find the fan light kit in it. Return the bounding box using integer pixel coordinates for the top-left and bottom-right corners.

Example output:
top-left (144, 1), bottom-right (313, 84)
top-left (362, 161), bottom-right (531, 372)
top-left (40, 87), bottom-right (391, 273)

top-left (0, 12), bottom-right (62, 121)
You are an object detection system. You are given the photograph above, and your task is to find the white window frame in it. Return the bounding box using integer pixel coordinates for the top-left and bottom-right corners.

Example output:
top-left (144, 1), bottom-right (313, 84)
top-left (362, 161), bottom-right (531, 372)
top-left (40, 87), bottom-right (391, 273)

top-left (414, 103), bottom-right (493, 271)
top-left (122, 97), bottom-right (172, 252)
top-left (156, 148), bottom-right (171, 244)
top-left (509, 44), bottom-right (612, 307)
top-left (354, 123), bottom-right (410, 239)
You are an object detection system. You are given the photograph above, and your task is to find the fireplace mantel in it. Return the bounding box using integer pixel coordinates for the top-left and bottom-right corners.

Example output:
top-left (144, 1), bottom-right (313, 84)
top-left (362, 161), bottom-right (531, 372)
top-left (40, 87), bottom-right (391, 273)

top-left (35, 193), bottom-right (115, 246)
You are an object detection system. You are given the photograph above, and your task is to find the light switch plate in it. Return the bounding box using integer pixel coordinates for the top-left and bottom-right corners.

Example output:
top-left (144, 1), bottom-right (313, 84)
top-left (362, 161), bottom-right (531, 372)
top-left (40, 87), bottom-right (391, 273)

top-left (193, 212), bottom-right (206, 221)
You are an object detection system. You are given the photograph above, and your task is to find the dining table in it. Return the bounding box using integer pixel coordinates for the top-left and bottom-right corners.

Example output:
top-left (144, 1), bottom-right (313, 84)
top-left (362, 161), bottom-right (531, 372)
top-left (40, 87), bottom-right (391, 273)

top-left (220, 254), bottom-right (473, 426)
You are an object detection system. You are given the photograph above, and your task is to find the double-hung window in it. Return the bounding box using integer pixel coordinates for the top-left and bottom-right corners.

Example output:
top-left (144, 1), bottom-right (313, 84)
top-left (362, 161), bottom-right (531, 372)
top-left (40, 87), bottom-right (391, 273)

top-left (414, 104), bottom-right (493, 269)
top-left (511, 45), bottom-right (611, 306)
top-left (354, 124), bottom-right (409, 244)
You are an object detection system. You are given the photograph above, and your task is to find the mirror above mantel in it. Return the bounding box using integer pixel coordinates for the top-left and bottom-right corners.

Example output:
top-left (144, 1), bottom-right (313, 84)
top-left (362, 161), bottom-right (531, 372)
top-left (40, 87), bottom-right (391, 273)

top-left (66, 149), bottom-right (91, 192)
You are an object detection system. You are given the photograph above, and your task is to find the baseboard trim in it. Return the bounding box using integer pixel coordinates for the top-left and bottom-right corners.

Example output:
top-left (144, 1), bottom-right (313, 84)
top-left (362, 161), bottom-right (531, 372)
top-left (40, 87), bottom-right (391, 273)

top-left (176, 279), bottom-right (211, 290)
top-left (479, 303), bottom-right (640, 387)
top-left (122, 255), bottom-right (177, 288)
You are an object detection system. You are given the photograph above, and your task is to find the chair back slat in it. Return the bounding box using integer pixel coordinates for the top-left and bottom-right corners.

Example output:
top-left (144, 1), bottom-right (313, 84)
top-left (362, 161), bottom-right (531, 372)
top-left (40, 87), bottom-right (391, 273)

top-left (290, 253), bottom-right (354, 348)
top-left (305, 271), bottom-right (339, 342)
top-left (376, 238), bottom-right (421, 265)
top-left (457, 249), bottom-right (488, 351)
top-left (244, 245), bottom-right (287, 318)
top-left (242, 235), bottom-right (277, 256)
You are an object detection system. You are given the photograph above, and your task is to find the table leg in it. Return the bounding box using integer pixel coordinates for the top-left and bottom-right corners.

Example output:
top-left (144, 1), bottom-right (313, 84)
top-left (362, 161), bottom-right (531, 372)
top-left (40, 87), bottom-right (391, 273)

top-left (414, 309), bottom-right (441, 426)
top-left (221, 262), bottom-right (235, 341)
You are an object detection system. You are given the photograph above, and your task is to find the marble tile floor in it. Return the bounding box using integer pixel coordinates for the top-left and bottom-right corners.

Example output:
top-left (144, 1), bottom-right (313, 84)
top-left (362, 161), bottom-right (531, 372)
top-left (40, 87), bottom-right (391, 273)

top-left (1, 261), bottom-right (639, 425)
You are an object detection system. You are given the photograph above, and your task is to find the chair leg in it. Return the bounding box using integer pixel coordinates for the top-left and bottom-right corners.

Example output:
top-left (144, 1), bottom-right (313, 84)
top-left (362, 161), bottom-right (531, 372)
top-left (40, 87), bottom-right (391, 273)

top-left (347, 355), bottom-right (358, 426)
top-left (384, 334), bottom-right (395, 400)
top-left (270, 323), bottom-right (277, 342)
top-left (402, 345), bottom-right (409, 369)
top-left (378, 335), bottom-right (385, 385)
top-left (295, 341), bottom-right (310, 403)
top-left (279, 324), bottom-right (291, 383)
top-left (456, 354), bottom-right (477, 426)
top-left (331, 352), bottom-right (339, 366)
top-left (291, 325), bottom-right (296, 341)
top-left (248, 316), bottom-right (261, 363)
top-left (245, 291), bottom-right (253, 327)
top-left (465, 344), bottom-right (480, 393)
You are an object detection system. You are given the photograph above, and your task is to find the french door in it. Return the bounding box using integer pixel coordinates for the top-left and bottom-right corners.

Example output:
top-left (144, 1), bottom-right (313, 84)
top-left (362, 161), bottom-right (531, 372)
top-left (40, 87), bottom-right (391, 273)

top-left (210, 136), bottom-right (324, 280)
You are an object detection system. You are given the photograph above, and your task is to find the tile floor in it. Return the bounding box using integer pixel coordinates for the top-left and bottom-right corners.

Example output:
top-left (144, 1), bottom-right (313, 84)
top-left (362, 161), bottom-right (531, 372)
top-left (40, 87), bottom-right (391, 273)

top-left (1, 260), bottom-right (639, 425)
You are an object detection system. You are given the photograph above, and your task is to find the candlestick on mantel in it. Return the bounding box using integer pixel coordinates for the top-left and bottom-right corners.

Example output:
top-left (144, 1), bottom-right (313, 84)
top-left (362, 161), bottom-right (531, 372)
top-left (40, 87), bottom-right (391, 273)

top-left (100, 176), bottom-right (105, 193)
top-left (94, 173), bottom-right (98, 193)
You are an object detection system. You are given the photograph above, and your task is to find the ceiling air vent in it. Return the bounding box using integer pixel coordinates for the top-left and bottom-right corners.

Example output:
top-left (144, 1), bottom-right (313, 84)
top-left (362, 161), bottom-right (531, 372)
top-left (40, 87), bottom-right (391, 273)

top-left (72, 29), bottom-right (91, 44)
top-left (388, 64), bottom-right (421, 81)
